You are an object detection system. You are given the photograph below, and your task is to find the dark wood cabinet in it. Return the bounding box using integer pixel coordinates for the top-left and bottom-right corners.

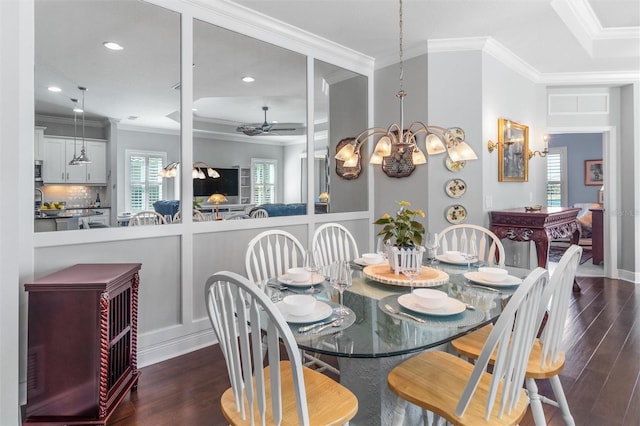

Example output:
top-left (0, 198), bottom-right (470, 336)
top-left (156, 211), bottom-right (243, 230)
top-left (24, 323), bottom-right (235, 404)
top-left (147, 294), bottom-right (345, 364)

top-left (24, 263), bottom-right (142, 425)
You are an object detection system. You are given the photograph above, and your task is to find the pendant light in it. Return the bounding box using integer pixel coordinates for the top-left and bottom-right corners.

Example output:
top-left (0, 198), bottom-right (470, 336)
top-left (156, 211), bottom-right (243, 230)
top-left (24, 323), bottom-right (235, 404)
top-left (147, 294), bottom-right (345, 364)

top-left (68, 98), bottom-right (80, 166)
top-left (75, 86), bottom-right (91, 164)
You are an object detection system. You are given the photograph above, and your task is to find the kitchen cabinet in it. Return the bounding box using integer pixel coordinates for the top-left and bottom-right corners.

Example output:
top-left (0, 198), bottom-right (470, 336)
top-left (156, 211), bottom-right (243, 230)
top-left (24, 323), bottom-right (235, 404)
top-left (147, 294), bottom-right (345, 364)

top-left (86, 141), bottom-right (107, 184)
top-left (24, 263), bottom-right (142, 425)
top-left (34, 127), bottom-right (46, 161)
top-left (43, 136), bottom-right (107, 184)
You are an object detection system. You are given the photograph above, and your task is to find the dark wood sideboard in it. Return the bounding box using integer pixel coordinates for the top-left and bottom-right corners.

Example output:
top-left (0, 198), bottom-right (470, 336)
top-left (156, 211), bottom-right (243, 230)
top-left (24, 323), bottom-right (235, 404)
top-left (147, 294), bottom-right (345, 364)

top-left (490, 207), bottom-right (581, 291)
top-left (24, 263), bottom-right (142, 425)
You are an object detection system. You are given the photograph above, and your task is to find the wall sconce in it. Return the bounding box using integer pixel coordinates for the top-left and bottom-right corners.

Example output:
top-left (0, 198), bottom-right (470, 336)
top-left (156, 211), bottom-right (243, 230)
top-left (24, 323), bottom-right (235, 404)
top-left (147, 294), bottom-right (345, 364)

top-left (528, 135), bottom-right (549, 159)
top-left (487, 119), bottom-right (516, 153)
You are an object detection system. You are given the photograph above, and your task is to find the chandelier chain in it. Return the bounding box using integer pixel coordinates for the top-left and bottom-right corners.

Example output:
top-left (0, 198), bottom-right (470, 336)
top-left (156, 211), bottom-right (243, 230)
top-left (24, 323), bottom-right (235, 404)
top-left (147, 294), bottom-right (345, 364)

top-left (398, 0), bottom-right (404, 92)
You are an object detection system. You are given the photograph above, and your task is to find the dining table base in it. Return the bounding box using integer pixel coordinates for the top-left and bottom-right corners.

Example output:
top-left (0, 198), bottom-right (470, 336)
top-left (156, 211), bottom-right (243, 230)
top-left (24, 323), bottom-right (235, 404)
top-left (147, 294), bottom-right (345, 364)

top-left (338, 342), bottom-right (448, 425)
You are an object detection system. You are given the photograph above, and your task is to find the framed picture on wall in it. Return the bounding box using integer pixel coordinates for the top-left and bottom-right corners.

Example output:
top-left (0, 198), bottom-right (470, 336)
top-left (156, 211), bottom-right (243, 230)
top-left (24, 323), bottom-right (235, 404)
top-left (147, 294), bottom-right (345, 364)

top-left (497, 118), bottom-right (529, 182)
top-left (584, 159), bottom-right (603, 186)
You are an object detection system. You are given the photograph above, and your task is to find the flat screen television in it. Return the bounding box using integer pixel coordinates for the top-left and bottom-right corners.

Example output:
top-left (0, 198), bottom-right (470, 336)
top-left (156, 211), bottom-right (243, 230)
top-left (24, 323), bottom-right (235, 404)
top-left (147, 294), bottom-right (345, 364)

top-left (193, 168), bottom-right (239, 197)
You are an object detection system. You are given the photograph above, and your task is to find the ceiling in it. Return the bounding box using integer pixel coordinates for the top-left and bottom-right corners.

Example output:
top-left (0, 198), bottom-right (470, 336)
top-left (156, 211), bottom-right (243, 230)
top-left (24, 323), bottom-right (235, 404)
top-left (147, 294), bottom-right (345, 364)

top-left (235, 0), bottom-right (640, 75)
top-left (34, 0), bottom-right (639, 135)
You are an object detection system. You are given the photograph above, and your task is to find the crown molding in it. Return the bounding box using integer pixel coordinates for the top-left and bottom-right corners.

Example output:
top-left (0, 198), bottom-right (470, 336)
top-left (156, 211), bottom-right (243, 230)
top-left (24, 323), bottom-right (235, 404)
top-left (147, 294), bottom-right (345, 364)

top-left (551, 0), bottom-right (640, 58)
top-left (182, 0), bottom-right (374, 75)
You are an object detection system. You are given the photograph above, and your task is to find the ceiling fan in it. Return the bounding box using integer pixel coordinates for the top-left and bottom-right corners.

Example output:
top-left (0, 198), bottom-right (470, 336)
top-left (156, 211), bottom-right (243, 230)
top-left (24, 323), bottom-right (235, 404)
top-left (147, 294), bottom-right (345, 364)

top-left (236, 106), bottom-right (298, 136)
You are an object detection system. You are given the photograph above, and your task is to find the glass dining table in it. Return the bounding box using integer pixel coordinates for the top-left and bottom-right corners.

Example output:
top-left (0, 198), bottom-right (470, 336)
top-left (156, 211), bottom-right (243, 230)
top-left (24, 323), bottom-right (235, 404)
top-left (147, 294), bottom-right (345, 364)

top-left (261, 261), bottom-right (528, 425)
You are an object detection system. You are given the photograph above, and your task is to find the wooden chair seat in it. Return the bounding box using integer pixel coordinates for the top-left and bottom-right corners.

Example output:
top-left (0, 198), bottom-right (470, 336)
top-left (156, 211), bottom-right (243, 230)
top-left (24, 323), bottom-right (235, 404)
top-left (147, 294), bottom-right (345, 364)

top-left (221, 361), bottom-right (357, 426)
top-left (388, 351), bottom-right (529, 426)
top-left (451, 325), bottom-right (566, 379)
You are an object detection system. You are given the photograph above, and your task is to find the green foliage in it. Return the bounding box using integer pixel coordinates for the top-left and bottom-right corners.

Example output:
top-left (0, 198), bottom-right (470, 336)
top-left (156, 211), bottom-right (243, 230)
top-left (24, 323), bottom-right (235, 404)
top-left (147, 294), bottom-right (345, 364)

top-left (374, 201), bottom-right (425, 247)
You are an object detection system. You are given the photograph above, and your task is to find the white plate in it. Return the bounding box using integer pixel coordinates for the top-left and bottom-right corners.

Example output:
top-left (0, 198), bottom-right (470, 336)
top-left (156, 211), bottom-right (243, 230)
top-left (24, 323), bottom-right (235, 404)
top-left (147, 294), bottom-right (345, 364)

top-left (445, 157), bottom-right (466, 172)
top-left (354, 257), bottom-right (385, 267)
top-left (397, 294), bottom-right (466, 316)
top-left (464, 271), bottom-right (523, 287)
top-left (445, 204), bottom-right (467, 224)
top-left (435, 254), bottom-right (477, 265)
top-left (445, 179), bottom-right (467, 198)
top-left (277, 272), bottom-right (325, 287)
top-left (275, 300), bottom-right (332, 323)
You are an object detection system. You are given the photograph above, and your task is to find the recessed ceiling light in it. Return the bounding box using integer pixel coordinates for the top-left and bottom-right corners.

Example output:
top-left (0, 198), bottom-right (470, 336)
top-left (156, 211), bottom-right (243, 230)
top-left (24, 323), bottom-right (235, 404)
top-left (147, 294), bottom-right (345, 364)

top-left (103, 41), bottom-right (124, 51)
top-left (241, 76), bottom-right (255, 83)
top-left (48, 86), bottom-right (62, 92)
top-left (192, 108), bottom-right (198, 112)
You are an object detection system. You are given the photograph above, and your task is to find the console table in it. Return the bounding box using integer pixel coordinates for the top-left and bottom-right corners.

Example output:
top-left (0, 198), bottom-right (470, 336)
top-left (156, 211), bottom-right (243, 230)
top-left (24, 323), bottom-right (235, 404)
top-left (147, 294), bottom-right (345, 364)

top-left (24, 263), bottom-right (142, 425)
top-left (490, 207), bottom-right (581, 291)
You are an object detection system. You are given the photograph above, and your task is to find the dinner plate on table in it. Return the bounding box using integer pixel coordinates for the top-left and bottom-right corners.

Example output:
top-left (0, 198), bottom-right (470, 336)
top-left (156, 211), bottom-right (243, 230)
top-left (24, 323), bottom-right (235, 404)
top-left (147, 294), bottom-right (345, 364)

top-left (397, 294), bottom-right (466, 316)
top-left (277, 272), bottom-right (325, 287)
top-left (353, 257), bottom-right (385, 267)
top-left (275, 300), bottom-right (333, 323)
top-left (464, 271), bottom-right (522, 287)
top-left (435, 254), bottom-right (477, 265)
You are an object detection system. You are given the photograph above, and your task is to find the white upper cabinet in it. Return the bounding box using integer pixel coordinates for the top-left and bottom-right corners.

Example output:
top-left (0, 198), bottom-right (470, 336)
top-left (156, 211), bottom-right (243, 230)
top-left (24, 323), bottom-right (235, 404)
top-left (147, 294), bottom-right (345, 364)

top-left (42, 136), bottom-right (107, 185)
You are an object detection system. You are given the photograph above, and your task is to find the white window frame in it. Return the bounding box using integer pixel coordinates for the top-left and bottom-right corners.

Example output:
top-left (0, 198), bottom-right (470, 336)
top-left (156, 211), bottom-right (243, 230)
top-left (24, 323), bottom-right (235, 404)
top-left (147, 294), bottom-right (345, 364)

top-left (125, 149), bottom-right (167, 213)
top-left (251, 158), bottom-right (277, 204)
top-left (547, 146), bottom-right (567, 207)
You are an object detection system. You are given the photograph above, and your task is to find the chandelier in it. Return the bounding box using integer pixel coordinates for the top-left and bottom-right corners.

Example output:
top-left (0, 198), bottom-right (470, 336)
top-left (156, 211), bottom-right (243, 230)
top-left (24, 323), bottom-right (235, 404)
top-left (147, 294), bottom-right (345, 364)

top-left (159, 161), bottom-right (220, 179)
top-left (335, 0), bottom-right (477, 177)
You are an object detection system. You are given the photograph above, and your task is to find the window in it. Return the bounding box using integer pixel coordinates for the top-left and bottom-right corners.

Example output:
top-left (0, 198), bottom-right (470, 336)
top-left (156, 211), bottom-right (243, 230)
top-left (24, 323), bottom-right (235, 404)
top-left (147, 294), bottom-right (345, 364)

top-left (125, 150), bottom-right (166, 212)
top-left (251, 159), bottom-right (277, 204)
top-left (546, 147), bottom-right (567, 207)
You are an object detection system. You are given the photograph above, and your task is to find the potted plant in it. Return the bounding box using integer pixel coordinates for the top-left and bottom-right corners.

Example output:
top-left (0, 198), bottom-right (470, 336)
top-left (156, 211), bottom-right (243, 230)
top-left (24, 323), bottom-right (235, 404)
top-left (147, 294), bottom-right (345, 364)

top-left (374, 201), bottom-right (426, 274)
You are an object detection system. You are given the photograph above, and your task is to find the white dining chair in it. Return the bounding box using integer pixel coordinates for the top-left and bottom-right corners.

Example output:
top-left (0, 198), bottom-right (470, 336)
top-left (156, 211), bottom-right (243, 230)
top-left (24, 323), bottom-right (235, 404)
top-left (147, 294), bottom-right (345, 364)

top-left (245, 229), bottom-right (305, 284)
top-left (451, 245), bottom-right (583, 425)
top-left (438, 224), bottom-right (506, 267)
top-left (205, 271), bottom-right (358, 425)
top-left (128, 211), bottom-right (166, 226)
top-left (388, 267), bottom-right (550, 425)
top-left (249, 208), bottom-right (269, 218)
top-left (312, 222), bottom-right (360, 266)
top-left (172, 209), bottom-right (205, 223)
top-left (245, 229), bottom-right (338, 375)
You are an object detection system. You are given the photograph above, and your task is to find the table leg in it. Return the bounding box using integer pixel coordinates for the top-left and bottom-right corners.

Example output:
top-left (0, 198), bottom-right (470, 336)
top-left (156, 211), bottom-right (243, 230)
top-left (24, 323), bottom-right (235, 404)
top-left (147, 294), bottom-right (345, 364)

top-left (337, 345), bottom-right (447, 426)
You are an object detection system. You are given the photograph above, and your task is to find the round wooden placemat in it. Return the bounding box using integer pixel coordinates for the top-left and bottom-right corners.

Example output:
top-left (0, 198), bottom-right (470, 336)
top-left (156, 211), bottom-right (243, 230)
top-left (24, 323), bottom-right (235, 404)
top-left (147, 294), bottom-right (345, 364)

top-left (363, 264), bottom-right (449, 287)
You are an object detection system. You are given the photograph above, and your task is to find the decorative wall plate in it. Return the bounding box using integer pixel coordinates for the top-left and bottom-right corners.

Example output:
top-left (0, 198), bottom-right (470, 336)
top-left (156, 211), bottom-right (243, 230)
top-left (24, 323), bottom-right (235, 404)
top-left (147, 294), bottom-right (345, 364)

top-left (445, 204), bottom-right (467, 224)
top-left (448, 127), bottom-right (465, 140)
top-left (445, 179), bottom-right (467, 198)
top-left (445, 156), bottom-right (466, 172)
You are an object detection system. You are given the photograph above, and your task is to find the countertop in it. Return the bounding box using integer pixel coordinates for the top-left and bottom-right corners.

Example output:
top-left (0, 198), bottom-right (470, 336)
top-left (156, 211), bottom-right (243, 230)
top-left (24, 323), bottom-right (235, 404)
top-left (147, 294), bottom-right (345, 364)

top-left (35, 207), bottom-right (109, 220)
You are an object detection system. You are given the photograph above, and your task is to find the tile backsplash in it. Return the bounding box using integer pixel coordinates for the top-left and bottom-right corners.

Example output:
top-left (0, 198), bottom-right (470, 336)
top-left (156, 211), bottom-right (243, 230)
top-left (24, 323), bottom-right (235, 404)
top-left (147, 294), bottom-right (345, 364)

top-left (38, 185), bottom-right (107, 208)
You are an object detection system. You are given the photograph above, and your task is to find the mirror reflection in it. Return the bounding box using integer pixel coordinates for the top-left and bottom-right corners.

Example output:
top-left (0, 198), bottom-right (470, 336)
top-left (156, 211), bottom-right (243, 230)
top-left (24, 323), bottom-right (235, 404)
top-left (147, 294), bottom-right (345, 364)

top-left (188, 19), bottom-right (307, 221)
top-left (34, 0), bottom-right (181, 231)
top-left (314, 60), bottom-right (368, 213)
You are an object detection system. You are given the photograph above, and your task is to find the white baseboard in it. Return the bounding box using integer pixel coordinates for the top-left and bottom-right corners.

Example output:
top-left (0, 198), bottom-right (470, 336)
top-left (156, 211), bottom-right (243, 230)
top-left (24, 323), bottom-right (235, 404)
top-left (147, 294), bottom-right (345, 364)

top-left (138, 329), bottom-right (218, 368)
top-left (618, 269), bottom-right (640, 284)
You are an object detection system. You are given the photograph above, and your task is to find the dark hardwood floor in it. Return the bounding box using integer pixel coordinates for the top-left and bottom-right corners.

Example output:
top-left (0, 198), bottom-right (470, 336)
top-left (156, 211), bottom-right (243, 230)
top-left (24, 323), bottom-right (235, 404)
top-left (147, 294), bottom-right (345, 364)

top-left (109, 276), bottom-right (640, 426)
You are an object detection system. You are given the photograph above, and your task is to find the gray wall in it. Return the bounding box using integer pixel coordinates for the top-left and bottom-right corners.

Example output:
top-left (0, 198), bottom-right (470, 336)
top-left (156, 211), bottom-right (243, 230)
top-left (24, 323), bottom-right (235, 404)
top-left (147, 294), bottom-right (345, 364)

top-left (548, 133), bottom-right (603, 206)
top-left (329, 74), bottom-right (368, 213)
top-left (619, 84), bottom-right (636, 275)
